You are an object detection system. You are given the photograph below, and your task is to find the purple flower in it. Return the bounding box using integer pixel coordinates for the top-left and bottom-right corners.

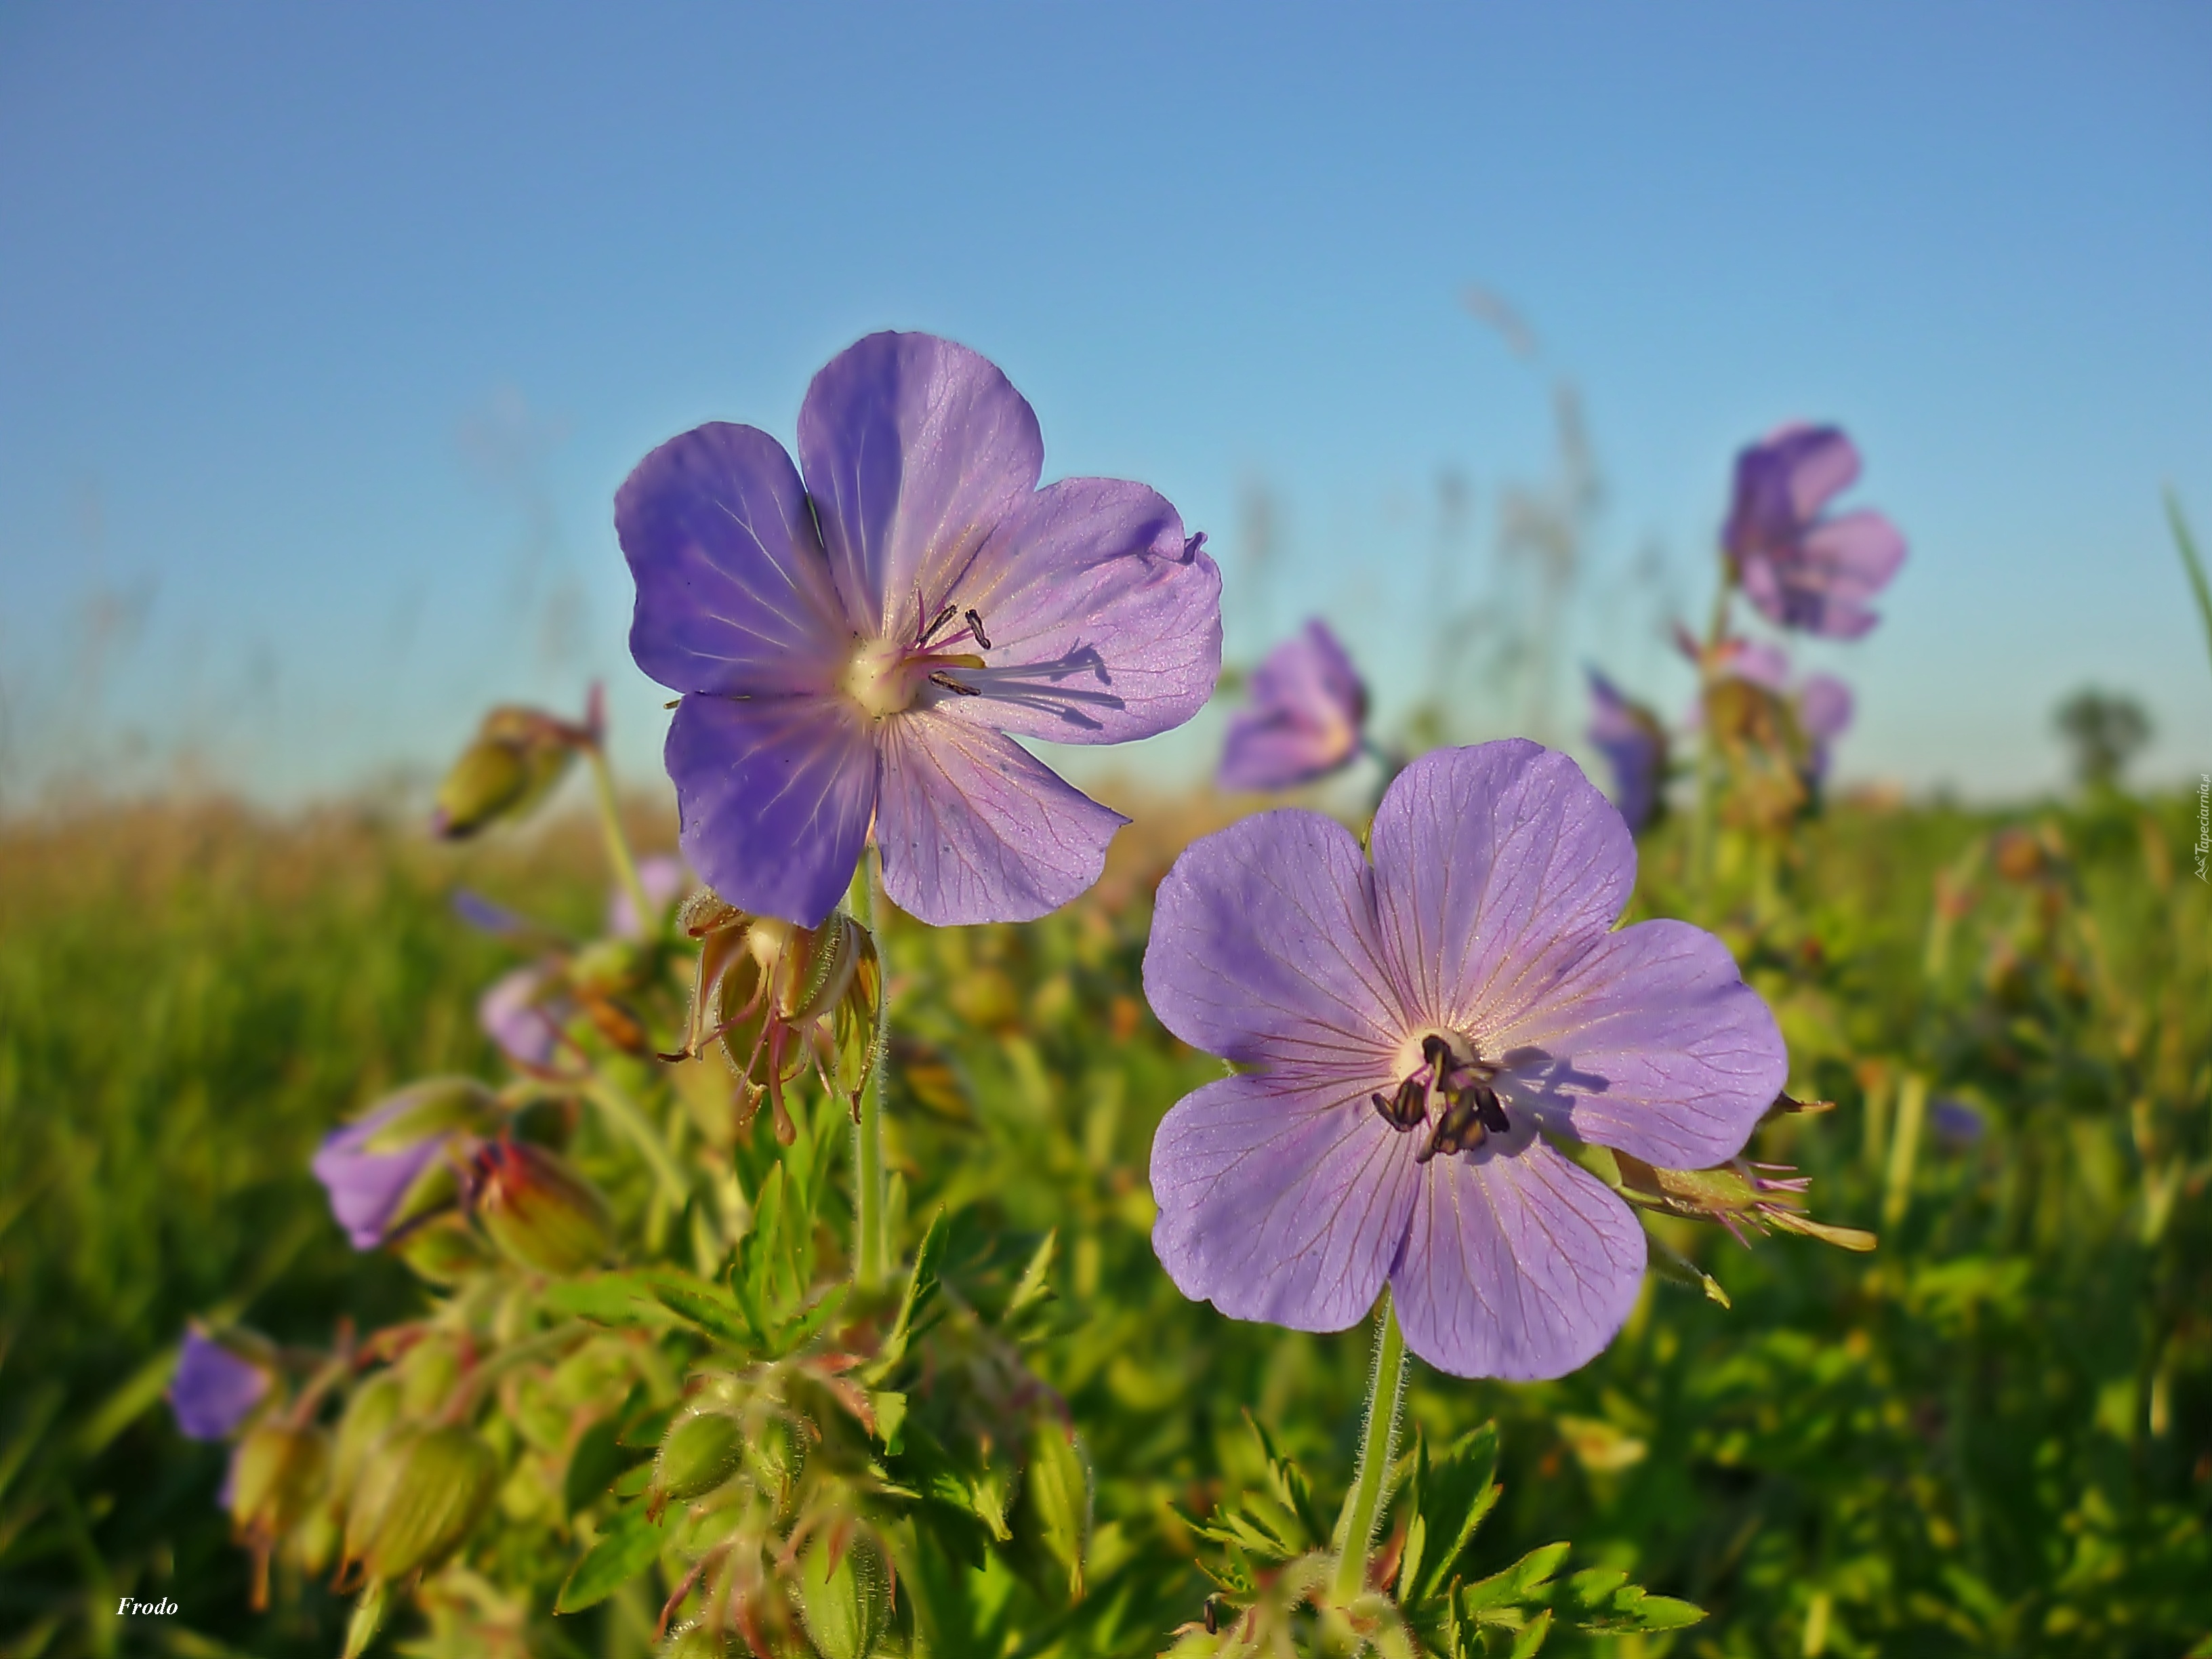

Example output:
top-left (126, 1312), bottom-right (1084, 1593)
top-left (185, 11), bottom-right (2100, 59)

top-left (1218, 620), bottom-right (1368, 792)
top-left (1584, 670), bottom-right (1668, 832)
top-left (607, 853), bottom-right (690, 939)
top-left (619, 331), bottom-right (1223, 928)
top-left (311, 1096), bottom-right (448, 1250)
top-left (1796, 674), bottom-right (1853, 785)
top-left (1931, 1096), bottom-right (1986, 1149)
top-left (1143, 740), bottom-right (1786, 1380)
top-left (478, 966), bottom-right (570, 1071)
top-left (1723, 425), bottom-right (1906, 640)
top-left (168, 1330), bottom-right (268, 1441)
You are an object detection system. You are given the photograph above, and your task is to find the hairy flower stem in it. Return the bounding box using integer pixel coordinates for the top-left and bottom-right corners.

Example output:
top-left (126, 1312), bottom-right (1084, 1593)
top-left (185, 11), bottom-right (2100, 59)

top-left (1333, 1290), bottom-right (1408, 1606)
top-left (848, 855), bottom-right (890, 1290)
top-left (585, 738), bottom-right (656, 941)
top-left (583, 1078), bottom-right (691, 1209)
top-left (1688, 575), bottom-right (1735, 915)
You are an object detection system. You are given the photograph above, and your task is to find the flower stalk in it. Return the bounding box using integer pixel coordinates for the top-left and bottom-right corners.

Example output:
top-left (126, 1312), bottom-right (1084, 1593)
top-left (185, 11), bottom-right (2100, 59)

top-left (1332, 1289), bottom-right (1407, 1606)
top-left (584, 721), bottom-right (656, 943)
top-left (848, 855), bottom-right (890, 1290)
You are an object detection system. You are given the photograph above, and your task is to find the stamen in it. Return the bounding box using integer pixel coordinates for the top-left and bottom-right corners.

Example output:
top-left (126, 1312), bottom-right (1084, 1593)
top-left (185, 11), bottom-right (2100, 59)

top-left (964, 609), bottom-right (992, 650)
top-left (920, 602), bottom-right (959, 645)
top-left (927, 671), bottom-right (981, 697)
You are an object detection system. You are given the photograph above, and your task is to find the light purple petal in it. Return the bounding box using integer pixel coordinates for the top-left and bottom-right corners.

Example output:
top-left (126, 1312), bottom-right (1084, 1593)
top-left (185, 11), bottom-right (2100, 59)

top-left (1150, 1073), bottom-right (1422, 1333)
top-left (1720, 639), bottom-right (1791, 691)
top-left (169, 1332), bottom-right (269, 1441)
top-left (1799, 510), bottom-right (1907, 604)
top-left (619, 422), bottom-right (852, 696)
top-left (1368, 741), bottom-right (1635, 1038)
top-left (478, 966), bottom-right (567, 1069)
top-left (1389, 1134), bottom-right (1647, 1380)
top-left (1584, 671), bottom-right (1664, 834)
top-left (1774, 425), bottom-right (1861, 521)
top-left (796, 332), bottom-right (1043, 638)
top-left (1142, 808), bottom-right (1406, 1086)
top-left (608, 853), bottom-right (690, 938)
top-left (1797, 675), bottom-right (1853, 743)
top-left (668, 694), bottom-right (879, 927)
top-left (942, 477), bottom-right (1223, 745)
top-left (312, 1101), bottom-right (445, 1250)
top-left (1488, 918), bottom-right (1786, 1168)
top-left (873, 710), bottom-right (1128, 925)
top-left (1219, 621), bottom-right (1368, 791)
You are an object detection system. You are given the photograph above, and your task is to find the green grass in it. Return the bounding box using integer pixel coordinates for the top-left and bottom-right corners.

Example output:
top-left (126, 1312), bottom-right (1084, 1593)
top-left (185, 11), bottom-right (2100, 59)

top-left (1, 785), bottom-right (2205, 1656)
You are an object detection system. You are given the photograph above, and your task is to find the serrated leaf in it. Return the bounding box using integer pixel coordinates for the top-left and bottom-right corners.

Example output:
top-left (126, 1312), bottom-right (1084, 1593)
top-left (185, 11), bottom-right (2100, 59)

top-left (1405, 1424), bottom-right (1502, 1607)
top-left (865, 1208), bottom-right (948, 1380)
top-left (870, 1389), bottom-right (907, 1452)
top-left (647, 1270), bottom-right (756, 1347)
top-left (1463, 1542), bottom-right (1568, 1616)
top-left (556, 1500), bottom-right (668, 1613)
top-left (1505, 1607), bottom-right (1553, 1658)
top-left (541, 1273), bottom-right (678, 1329)
top-left (1002, 1229), bottom-right (1057, 1324)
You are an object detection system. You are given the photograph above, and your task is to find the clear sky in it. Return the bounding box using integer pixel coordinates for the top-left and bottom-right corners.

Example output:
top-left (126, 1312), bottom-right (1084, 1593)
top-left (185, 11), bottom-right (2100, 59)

top-left (1, 2), bottom-right (2207, 808)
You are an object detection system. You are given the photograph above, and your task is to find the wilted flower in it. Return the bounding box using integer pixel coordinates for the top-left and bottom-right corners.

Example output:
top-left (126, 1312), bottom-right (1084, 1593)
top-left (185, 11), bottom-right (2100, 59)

top-left (608, 852), bottom-right (690, 939)
top-left (169, 1330), bottom-right (270, 1441)
top-left (1723, 425), bottom-right (1906, 639)
top-left (430, 706), bottom-right (588, 839)
top-left (466, 1138), bottom-right (612, 1275)
top-left (1143, 741), bottom-right (1786, 1380)
top-left (478, 965), bottom-right (572, 1071)
top-left (1584, 670), bottom-right (1668, 832)
top-left (311, 1079), bottom-right (492, 1250)
top-left (620, 331), bottom-right (1223, 928)
top-left (1218, 620), bottom-right (1368, 792)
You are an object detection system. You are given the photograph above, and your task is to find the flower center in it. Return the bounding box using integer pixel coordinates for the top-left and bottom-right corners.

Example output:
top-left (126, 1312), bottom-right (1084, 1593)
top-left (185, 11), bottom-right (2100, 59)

top-left (1372, 1029), bottom-right (1509, 1162)
top-left (838, 603), bottom-right (994, 721)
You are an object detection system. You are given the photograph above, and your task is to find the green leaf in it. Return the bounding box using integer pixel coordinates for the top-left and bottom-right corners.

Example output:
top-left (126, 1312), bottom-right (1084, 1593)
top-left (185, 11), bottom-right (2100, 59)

top-left (769, 1282), bottom-right (848, 1357)
top-left (541, 1273), bottom-right (678, 1330)
top-left (1002, 1229), bottom-right (1058, 1325)
top-left (1504, 1607), bottom-right (1553, 1658)
top-left (556, 1500), bottom-right (669, 1614)
top-left (1559, 1564), bottom-right (1705, 1634)
top-left (870, 1390), bottom-right (908, 1453)
top-left (1404, 1424), bottom-right (1502, 1607)
top-left (1463, 1542), bottom-right (1568, 1617)
top-left (562, 1414), bottom-right (645, 1517)
top-left (342, 1582), bottom-right (388, 1659)
top-left (646, 1269), bottom-right (756, 1347)
top-left (865, 1207), bottom-right (949, 1379)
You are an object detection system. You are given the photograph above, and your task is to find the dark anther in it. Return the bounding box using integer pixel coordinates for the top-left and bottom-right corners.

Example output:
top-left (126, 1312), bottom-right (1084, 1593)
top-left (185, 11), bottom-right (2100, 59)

top-left (1372, 1078), bottom-right (1428, 1132)
top-left (928, 671), bottom-right (981, 697)
top-left (922, 601), bottom-right (958, 642)
top-left (1204, 1597), bottom-right (1221, 1635)
top-left (964, 608), bottom-right (992, 650)
top-left (1418, 1079), bottom-right (1509, 1163)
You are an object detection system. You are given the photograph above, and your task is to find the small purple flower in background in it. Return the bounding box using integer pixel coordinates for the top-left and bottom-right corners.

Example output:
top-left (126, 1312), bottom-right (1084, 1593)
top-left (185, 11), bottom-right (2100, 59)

top-left (1585, 670), bottom-right (1668, 832)
top-left (1218, 619), bottom-right (1368, 792)
top-left (451, 888), bottom-right (534, 939)
top-left (1796, 674), bottom-right (1853, 785)
top-left (168, 1330), bottom-right (268, 1441)
top-left (1724, 424), bottom-right (1906, 640)
top-left (478, 966), bottom-right (571, 1071)
top-left (620, 331), bottom-right (1223, 928)
top-left (607, 853), bottom-right (689, 939)
top-left (311, 1098), bottom-right (449, 1250)
top-left (1144, 740), bottom-right (1786, 1380)
top-left (1931, 1096), bottom-right (1986, 1150)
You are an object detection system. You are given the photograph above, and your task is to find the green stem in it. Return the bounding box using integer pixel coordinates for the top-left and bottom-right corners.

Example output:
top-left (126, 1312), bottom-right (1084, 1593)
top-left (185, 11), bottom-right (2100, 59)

top-left (848, 856), bottom-right (889, 1290)
top-left (583, 1078), bottom-right (691, 1209)
top-left (1687, 575), bottom-right (1734, 916)
top-left (1333, 1290), bottom-right (1408, 1605)
top-left (586, 740), bottom-right (655, 939)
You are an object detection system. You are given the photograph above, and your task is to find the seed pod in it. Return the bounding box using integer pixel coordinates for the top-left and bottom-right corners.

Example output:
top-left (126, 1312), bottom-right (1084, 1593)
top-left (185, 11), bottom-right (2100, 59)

top-left (469, 1141), bottom-right (613, 1277)
top-left (345, 1423), bottom-right (499, 1584)
top-left (742, 1412), bottom-right (806, 1494)
top-left (653, 1409), bottom-right (745, 1504)
top-left (792, 1529), bottom-right (892, 1659)
top-left (228, 1424), bottom-right (330, 1539)
top-left (330, 1374), bottom-right (405, 1508)
top-left (660, 1622), bottom-right (740, 1658)
top-left (397, 1338), bottom-right (463, 1418)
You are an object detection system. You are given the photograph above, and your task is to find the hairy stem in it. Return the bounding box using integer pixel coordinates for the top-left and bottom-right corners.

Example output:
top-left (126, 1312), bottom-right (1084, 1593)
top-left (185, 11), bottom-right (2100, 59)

top-left (849, 855), bottom-right (889, 1290)
top-left (1333, 1290), bottom-right (1408, 1605)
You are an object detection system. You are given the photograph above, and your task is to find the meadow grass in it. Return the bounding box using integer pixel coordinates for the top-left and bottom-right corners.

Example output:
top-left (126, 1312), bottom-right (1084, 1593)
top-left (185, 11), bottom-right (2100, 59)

top-left (0, 784), bottom-right (2205, 1656)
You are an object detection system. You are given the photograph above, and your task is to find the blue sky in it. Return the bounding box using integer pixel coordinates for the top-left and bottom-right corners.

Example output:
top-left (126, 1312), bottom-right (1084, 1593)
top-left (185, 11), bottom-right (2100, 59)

top-left (1, 2), bottom-right (2207, 807)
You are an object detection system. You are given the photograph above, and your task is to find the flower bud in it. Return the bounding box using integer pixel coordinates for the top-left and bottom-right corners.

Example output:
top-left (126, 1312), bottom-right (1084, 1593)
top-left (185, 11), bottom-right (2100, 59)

top-left (331, 1374), bottom-right (405, 1508)
top-left (653, 1408), bottom-right (745, 1504)
top-left (660, 1622), bottom-right (740, 1658)
top-left (229, 1423), bottom-right (330, 1539)
top-left (792, 1530), bottom-right (893, 1659)
top-left (742, 1412), bottom-right (806, 1496)
top-left (392, 1214), bottom-right (495, 1286)
top-left (469, 1141), bottom-right (613, 1276)
top-left (344, 1423), bottom-right (499, 1584)
top-left (431, 707), bottom-right (581, 840)
top-left (398, 1338), bottom-right (464, 1417)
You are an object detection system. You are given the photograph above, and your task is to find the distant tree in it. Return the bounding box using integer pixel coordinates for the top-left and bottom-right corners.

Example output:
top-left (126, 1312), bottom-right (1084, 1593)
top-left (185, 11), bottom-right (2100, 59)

top-left (2053, 687), bottom-right (2151, 790)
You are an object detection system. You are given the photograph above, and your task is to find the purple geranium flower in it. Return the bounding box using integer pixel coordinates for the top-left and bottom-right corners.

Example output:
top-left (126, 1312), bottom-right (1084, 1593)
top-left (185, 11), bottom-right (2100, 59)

top-left (1796, 673), bottom-right (1853, 785)
top-left (478, 965), bottom-right (571, 1071)
top-left (607, 853), bottom-right (690, 939)
top-left (1584, 670), bottom-right (1668, 832)
top-left (311, 1097), bottom-right (448, 1250)
top-left (619, 331), bottom-right (1223, 928)
top-left (1143, 740), bottom-right (1787, 1380)
top-left (168, 1330), bottom-right (268, 1441)
top-left (1219, 619), bottom-right (1368, 792)
top-left (1723, 424), bottom-right (1906, 640)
